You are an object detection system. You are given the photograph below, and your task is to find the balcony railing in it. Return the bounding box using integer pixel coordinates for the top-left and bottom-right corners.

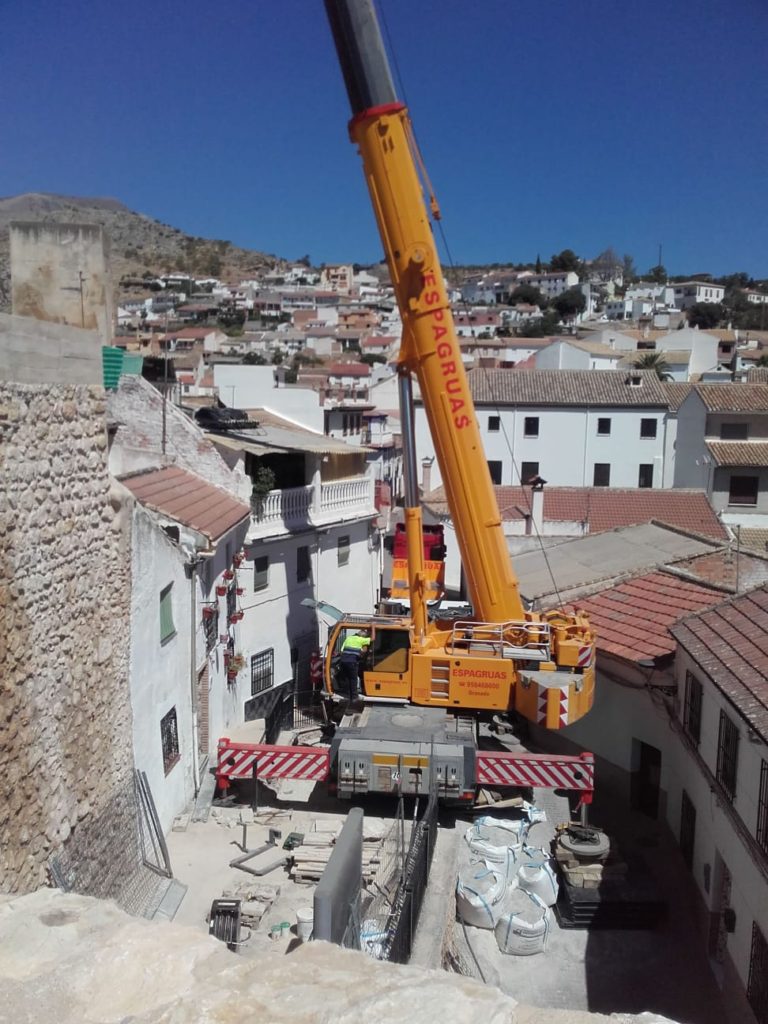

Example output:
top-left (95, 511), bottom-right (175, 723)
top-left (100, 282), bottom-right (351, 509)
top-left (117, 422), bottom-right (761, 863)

top-left (251, 485), bottom-right (312, 528)
top-left (249, 477), bottom-right (375, 537)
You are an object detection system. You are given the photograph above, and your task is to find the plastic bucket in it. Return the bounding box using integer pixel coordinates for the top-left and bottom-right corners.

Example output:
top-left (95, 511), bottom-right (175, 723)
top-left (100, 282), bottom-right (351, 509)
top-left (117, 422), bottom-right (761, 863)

top-left (296, 907), bottom-right (314, 941)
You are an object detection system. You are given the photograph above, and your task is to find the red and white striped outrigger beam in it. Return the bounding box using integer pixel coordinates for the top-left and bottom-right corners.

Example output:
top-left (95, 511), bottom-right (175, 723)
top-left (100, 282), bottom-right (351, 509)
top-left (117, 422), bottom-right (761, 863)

top-left (216, 737), bottom-right (594, 801)
top-left (216, 739), bottom-right (330, 791)
top-left (475, 750), bottom-right (594, 801)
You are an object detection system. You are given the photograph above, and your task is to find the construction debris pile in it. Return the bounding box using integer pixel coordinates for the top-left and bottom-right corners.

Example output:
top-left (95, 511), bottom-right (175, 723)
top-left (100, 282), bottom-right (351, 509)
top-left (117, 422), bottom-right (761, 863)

top-left (290, 817), bottom-right (386, 884)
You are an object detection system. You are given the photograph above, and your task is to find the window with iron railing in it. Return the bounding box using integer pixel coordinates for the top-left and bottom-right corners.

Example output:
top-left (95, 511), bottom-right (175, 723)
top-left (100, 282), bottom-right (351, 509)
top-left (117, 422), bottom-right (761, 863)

top-left (683, 671), bottom-right (702, 746)
top-left (716, 710), bottom-right (739, 802)
top-left (748, 922), bottom-right (768, 1024)
top-left (251, 648), bottom-right (274, 696)
top-left (757, 761), bottom-right (768, 856)
top-left (160, 707), bottom-right (180, 775)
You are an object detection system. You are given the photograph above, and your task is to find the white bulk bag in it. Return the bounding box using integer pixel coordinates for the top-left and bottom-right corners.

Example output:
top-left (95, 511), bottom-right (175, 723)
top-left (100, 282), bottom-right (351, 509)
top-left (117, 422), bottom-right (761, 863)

top-left (465, 817), bottom-right (524, 879)
top-left (456, 864), bottom-right (508, 929)
top-left (517, 847), bottom-right (559, 907)
top-left (495, 890), bottom-right (551, 956)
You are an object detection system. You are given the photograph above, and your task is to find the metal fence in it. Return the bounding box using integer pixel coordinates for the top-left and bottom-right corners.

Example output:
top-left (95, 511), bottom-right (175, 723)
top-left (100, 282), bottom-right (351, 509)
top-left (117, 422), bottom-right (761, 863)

top-left (383, 784), bottom-right (439, 963)
top-left (359, 784), bottom-right (439, 963)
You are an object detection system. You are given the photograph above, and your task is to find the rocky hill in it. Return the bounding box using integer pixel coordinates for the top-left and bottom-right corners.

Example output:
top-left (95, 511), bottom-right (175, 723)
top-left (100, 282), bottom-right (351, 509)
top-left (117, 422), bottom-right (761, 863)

top-left (0, 192), bottom-right (283, 311)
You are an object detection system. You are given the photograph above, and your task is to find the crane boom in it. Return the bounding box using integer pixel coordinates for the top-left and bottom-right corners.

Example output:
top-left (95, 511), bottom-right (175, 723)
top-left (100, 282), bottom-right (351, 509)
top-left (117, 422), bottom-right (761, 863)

top-left (322, 0), bottom-right (595, 728)
top-left (325, 0), bottom-right (525, 624)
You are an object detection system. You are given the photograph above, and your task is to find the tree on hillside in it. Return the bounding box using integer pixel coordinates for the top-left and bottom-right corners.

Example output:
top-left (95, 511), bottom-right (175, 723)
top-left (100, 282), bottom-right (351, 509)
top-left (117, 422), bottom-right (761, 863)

top-left (510, 284), bottom-right (546, 308)
top-left (552, 286), bottom-right (586, 321)
top-left (687, 302), bottom-right (725, 330)
top-left (550, 249), bottom-right (581, 273)
top-left (632, 351), bottom-right (673, 380)
top-left (243, 352), bottom-right (267, 365)
top-left (622, 254), bottom-right (637, 282)
top-left (516, 310), bottom-right (561, 337)
top-left (535, 254), bottom-right (543, 274)
top-left (647, 264), bottom-right (667, 283)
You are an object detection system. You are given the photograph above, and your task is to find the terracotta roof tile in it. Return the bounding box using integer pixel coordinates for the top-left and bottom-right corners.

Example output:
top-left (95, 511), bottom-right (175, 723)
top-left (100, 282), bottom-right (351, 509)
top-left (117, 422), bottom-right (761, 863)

top-left (573, 573), bottom-right (724, 659)
top-left (468, 368), bottom-right (670, 406)
top-left (423, 485), bottom-right (727, 540)
top-left (573, 572), bottom-right (724, 661)
top-left (120, 466), bottom-right (249, 545)
top-left (706, 440), bottom-right (768, 467)
top-left (694, 383), bottom-right (768, 412)
top-left (671, 586), bottom-right (768, 733)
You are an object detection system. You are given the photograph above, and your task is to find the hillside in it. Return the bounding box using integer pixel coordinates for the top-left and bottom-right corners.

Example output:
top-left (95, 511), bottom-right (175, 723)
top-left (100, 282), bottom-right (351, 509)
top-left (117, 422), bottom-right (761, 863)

top-left (0, 192), bottom-right (283, 311)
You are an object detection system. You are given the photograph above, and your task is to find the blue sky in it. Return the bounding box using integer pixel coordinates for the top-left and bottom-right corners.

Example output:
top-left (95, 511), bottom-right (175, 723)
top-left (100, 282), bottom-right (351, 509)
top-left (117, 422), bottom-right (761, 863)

top-left (2, 1), bottom-right (766, 276)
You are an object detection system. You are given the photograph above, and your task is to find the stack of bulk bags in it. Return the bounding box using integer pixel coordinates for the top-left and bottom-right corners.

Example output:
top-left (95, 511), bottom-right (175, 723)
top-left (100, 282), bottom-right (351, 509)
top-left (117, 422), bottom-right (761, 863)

top-left (456, 864), bottom-right (508, 929)
top-left (495, 889), bottom-right (551, 956)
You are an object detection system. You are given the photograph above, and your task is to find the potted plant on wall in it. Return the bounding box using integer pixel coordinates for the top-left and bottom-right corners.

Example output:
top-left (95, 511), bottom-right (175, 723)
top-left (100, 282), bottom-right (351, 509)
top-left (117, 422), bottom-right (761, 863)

top-left (216, 584), bottom-right (227, 597)
top-left (250, 465), bottom-right (277, 521)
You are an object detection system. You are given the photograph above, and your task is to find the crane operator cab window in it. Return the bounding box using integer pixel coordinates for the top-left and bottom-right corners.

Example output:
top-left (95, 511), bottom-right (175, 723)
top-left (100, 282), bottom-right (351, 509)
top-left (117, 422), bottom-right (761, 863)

top-left (369, 627), bottom-right (410, 676)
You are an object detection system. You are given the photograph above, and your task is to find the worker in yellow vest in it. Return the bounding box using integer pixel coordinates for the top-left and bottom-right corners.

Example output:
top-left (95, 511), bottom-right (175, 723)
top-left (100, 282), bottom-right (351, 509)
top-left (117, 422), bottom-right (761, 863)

top-left (338, 631), bottom-right (370, 701)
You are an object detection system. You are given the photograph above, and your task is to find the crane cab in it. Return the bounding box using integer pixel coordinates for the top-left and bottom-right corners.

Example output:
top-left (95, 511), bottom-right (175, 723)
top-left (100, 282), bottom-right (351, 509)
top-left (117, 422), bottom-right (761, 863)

top-left (325, 614), bottom-right (413, 702)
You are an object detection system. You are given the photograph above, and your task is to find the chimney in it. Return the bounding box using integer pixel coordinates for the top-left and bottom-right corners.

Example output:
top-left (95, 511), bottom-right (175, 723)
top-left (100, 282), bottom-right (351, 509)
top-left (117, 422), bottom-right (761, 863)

top-left (421, 456), bottom-right (434, 495)
top-left (528, 476), bottom-right (546, 535)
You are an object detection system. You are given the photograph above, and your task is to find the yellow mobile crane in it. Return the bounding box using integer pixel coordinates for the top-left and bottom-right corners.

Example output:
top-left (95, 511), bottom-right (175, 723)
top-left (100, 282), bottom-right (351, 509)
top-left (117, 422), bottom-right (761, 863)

top-left (322, 0), bottom-right (596, 730)
top-left (216, 1), bottom-right (598, 805)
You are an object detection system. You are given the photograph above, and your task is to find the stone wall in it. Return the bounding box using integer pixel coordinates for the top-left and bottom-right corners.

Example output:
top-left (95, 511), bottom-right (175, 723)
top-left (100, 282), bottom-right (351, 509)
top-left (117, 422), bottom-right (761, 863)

top-left (10, 221), bottom-right (114, 342)
top-left (0, 382), bottom-right (134, 894)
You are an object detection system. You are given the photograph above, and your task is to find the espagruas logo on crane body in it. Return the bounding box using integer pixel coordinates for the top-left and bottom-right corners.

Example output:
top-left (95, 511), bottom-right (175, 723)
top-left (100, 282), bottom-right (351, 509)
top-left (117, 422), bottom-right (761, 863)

top-left (423, 272), bottom-right (470, 430)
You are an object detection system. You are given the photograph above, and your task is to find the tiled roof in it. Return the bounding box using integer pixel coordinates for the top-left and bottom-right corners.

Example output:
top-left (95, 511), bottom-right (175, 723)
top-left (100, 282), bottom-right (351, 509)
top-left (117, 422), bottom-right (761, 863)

top-left (567, 340), bottom-right (623, 357)
top-left (423, 485), bottom-right (727, 540)
top-left (671, 586), bottom-right (768, 733)
top-left (572, 571), bottom-right (724, 661)
top-left (120, 467), bottom-right (249, 545)
top-left (694, 383), bottom-right (768, 412)
top-left (662, 382), bottom-right (694, 410)
top-left (327, 362), bottom-right (371, 377)
top-left (706, 440), bottom-right (768, 467)
top-left (467, 369), bottom-right (670, 407)
top-left (740, 528), bottom-right (768, 554)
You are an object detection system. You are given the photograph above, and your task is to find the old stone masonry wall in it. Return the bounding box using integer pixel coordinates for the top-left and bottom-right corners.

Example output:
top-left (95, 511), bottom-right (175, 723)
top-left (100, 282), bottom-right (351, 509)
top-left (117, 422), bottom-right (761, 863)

top-left (0, 383), bottom-right (134, 895)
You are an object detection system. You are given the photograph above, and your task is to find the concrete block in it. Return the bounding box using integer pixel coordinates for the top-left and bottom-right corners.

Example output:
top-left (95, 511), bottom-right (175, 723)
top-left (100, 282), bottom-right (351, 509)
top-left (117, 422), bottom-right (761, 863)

top-left (172, 814), bottom-right (191, 833)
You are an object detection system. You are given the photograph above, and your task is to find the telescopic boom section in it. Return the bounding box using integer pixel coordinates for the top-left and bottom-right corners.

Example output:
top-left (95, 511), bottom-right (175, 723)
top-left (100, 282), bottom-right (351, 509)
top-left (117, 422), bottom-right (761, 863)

top-left (325, 0), bottom-right (525, 623)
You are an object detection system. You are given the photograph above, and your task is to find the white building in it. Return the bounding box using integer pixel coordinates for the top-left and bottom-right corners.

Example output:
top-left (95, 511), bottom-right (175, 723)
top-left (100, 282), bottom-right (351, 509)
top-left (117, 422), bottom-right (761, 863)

top-left (516, 270), bottom-right (579, 298)
top-left (674, 281), bottom-right (726, 310)
top-left (117, 468), bottom-right (251, 831)
top-left (674, 383), bottom-right (768, 525)
top-left (414, 369), bottom-right (677, 492)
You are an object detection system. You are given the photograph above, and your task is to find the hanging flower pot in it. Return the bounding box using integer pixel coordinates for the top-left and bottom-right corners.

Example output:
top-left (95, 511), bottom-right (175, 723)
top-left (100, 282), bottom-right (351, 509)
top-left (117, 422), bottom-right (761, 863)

top-left (216, 585), bottom-right (227, 597)
top-left (202, 606), bottom-right (216, 620)
top-left (219, 633), bottom-right (229, 644)
top-left (236, 587), bottom-right (244, 596)
top-left (227, 669), bottom-right (238, 682)
top-left (233, 552), bottom-right (244, 568)
top-left (223, 570), bottom-right (235, 581)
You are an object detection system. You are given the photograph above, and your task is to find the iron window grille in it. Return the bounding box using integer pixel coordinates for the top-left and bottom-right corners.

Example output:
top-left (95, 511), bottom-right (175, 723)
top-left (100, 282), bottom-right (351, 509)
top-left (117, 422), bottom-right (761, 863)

top-left (488, 460), bottom-right (502, 485)
top-left (160, 707), bottom-right (180, 775)
top-left (520, 461), bottom-right (539, 484)
top-left (748, 922), bottom-right (768, 1024)
top-left (757, 761), bottom-right (768, 856)
top-left (638, 463), bottom-right (654, 488)
top-left (204, 605), bottom-right (218, 652)
top-left (488, 415), bottom-right (500, 432)
top-left (524, 416), bottom-right (539, 438)
top-left (251, 648), bottom-right (274, 696)
top-left (226, 584), bottom-right (237, 622)
top-left (597, 417), bottom-right (611, 436)
top-left (683, 671), bottom-right (702, 746)
top-left (716, 710), bottom-right (739, 802)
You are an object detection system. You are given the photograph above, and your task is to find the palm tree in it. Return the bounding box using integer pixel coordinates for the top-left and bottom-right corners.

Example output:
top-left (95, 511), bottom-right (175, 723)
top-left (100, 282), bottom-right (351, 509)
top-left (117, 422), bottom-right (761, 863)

top-left (632, 351), bottom-right (673, 380)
